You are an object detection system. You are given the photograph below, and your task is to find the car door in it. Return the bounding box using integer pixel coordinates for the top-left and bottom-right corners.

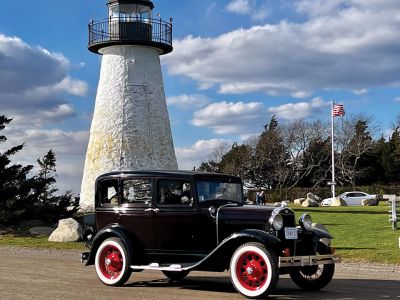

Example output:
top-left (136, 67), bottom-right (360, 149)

top-left (152, 178), bottom-right (202, 256)
top-left (118, 177), bottom-right (154, 250)
top-left (345, 192), bottom-right (360, 205)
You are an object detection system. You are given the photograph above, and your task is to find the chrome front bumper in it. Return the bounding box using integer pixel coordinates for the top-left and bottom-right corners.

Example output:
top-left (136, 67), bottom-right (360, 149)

top-left (279, 254), bottom-right (341, 268)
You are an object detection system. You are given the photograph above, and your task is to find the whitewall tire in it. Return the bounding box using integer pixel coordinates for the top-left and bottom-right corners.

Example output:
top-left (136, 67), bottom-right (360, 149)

top-left (95, 237), bottom-right (131, 286)
top-left (230, 242), bottom-right (279, 298)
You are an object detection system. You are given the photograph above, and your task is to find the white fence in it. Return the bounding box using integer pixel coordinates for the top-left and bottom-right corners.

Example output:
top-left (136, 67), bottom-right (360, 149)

top-left (388, 195), bottom-right (399, 230)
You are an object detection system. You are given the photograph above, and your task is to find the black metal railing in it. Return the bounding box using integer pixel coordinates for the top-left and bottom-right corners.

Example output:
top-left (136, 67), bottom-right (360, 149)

top-left (88, 17), bottom-right (173, 53)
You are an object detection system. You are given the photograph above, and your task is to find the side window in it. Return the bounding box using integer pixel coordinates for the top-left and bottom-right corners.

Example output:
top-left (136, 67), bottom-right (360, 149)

top-left (100, 179), bottom-right (119, 207)
top-left (157, 179), bottom-right (192, 206)
top-left (122, 178), bottom-right (152, 205)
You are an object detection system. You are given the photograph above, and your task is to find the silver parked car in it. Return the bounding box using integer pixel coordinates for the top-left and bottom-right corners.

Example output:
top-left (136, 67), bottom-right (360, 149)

top-left (321, 191), bottom-right (377, 206)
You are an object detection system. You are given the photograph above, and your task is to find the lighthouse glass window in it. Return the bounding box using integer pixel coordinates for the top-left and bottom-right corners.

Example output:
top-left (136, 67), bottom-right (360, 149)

top-left (109, 4), bottom-right (151, 22)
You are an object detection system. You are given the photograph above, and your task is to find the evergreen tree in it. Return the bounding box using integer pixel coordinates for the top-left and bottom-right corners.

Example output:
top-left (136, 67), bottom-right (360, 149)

top-left (0, 116), bottom-right (35, 222)
top-left (36, 149), bottom-right (57, 203)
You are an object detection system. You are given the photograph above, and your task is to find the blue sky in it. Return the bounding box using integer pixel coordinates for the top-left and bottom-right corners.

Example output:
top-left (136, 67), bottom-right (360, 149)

top-left (0, 0), bottom-right (399, 195)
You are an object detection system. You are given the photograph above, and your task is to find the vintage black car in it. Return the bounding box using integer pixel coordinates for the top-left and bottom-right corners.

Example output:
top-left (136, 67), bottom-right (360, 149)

top-left (81, 171), bottom-right (340, 298)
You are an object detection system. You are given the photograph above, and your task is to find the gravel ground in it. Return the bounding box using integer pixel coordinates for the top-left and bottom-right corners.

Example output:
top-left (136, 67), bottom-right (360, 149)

top-left (0, 246), bottom-right (399, 300)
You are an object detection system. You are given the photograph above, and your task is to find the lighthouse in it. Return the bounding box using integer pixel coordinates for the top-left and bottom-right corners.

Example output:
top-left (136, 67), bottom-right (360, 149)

top-left (80, 0), bottom-right (178, 211)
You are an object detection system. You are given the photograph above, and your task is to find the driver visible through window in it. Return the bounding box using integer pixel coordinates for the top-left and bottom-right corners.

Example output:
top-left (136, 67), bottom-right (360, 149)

top-left (157, 180), bottom-right (192, 206)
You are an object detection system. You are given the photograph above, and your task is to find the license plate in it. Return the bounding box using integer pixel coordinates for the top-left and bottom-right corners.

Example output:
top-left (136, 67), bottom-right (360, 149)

top-left (284, 227), bottom-right (298, 240)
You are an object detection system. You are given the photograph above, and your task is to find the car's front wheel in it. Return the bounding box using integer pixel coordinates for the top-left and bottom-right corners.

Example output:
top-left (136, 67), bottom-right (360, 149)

top-left (95, 237), bottom-right (132, 286)
top-left (230, 242), bottom-right (279, 298)
top-left (289, 243), bottom-right (335, 291)
top-left (162, 270), bottom-right (190, 281)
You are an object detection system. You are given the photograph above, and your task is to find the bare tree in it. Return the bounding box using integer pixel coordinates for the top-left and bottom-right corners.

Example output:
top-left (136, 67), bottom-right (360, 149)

top-left (334, 114), bottom-right (377, 186)
top-left (209, 141), bottom-right (231, 163)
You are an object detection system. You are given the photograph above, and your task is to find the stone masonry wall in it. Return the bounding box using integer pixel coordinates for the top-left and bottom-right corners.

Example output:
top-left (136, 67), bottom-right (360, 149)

top-left (80, 45), bottom-right (177, 211)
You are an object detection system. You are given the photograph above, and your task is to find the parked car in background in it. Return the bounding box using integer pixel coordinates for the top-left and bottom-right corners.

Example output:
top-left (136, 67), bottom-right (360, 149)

top-left (81, 170), bottom-right (340, 299)
top-left (321, 191), bottom-right (377, 206)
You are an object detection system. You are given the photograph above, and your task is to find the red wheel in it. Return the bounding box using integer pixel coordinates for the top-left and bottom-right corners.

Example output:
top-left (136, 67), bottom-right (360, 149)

top-left (95, 238), bottom-right (131, 286)
top-left (230, 242), bottom-right (278, 298)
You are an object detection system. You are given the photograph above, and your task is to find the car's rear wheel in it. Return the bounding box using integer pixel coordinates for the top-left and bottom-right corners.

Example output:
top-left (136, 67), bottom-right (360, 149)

top-left (289, 243), bottom-right (335, 291)
top-left (230, 242), bottom-right (279, 298)
top-left (95, 237), bottom-right (132, 286)
top-left (162, 270), bottom-right (190, 281)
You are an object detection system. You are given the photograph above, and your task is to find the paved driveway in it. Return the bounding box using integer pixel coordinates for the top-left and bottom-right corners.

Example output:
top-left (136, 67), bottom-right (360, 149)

top-left (0, 247), bottom-right (399, 299)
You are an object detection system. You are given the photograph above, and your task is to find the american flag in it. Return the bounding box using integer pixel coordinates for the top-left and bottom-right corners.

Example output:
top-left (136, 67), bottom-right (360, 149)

top-left (332, 104), bottom-right (345, 117)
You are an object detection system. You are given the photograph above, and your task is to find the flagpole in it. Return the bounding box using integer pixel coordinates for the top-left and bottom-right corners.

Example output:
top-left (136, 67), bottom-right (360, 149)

top-left (330, 100), bottom-right (336, 199)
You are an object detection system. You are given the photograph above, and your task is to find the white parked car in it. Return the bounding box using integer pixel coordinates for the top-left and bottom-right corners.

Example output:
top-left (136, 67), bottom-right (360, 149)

top-left (321, 191), bottom-right (377, 206)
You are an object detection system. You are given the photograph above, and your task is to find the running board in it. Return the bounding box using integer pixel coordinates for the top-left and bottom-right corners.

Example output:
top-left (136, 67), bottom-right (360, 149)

top-left (279, 254), bottom-right (341, 268)
top-left (130, 263), bottom-right (191, 272)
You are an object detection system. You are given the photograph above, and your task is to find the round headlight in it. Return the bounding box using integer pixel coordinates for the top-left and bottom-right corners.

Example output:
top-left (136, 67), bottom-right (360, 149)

top-left (299, 213), bottom-right (313, 230)
top-left (269, 213), bottom-right (283, 230)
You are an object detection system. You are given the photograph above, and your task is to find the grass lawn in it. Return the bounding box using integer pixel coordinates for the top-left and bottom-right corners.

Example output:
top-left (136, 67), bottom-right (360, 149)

top-left (292, 202), bottom-right (400, 265)
top-left (0, 235), bottom-right (86, 251)
top-left (0, 203), bottom-right (399, 264)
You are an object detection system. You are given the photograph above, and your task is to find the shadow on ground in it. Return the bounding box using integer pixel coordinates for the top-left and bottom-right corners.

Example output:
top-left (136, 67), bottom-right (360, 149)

top-left (125, 275), bottom-right (400, 299)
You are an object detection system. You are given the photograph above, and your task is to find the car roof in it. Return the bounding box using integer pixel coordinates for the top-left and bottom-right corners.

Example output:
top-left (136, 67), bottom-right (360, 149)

top-left (96, 170), bottom-right (241, 181)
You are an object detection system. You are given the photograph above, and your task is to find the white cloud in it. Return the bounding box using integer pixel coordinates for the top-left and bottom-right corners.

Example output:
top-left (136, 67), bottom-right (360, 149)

top-left (226, 0), bottom-right (253, 15)
top-left (163, 2), bottom-right (400, 96)
top-left (225, 0), bottom-right (268, 21)
top-left (0, 34), bottom-right (88, 126)
top-left (192, 101), bottom-right (266, 136)
top-left (54, 76), bottom-right (89, 96)
top-left (2, 127), bottom-right (89, 194)
top-left (0, 34), bottom-right (90, 194)
top-left (353, 89), bottom-right (368, 95)
top-left (176, 139), bottom-right (231, 170)
top-left (394, 97), bottom-right (400, 103)
top-left (267, 97), bottom-right (329, 120)
top-left (167, 94), bottom-right (210, 109)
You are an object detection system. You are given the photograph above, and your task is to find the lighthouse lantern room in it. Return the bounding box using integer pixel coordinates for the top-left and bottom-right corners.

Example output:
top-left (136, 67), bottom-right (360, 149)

top-left (80, 0), bottom-right (177, 211)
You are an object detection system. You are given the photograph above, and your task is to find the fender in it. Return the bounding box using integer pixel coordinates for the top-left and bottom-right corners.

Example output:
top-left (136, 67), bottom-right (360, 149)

top-left (189, 229), bottom-right (281, 272)
top-left (85, 224), bottom-right (133, 266)
top-left (312, 227), bottom-right (333, 240)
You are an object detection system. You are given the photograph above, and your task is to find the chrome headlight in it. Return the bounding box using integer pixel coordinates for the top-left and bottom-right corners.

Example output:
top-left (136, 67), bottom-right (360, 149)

top-left (299, 213), bottom-right (313, 230)
top-left (269, 213), bottom-right (283, 230)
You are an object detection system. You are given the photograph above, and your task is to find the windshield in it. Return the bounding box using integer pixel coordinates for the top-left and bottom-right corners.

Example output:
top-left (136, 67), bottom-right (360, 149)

top-left (195, 179), bottom-right (243, 203)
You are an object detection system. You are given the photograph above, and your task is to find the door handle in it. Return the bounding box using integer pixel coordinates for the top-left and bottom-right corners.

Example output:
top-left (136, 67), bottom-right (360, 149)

top-left (144, 208), bottom-right (160, 213)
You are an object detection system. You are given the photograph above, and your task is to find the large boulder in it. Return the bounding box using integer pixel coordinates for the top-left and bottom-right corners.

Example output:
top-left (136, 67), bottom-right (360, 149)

top-left (29, 226), bottom-right (55, 237)
top-left (331, 197), bottom-right (348, 206)
top-left (294, 198), bottom-right (306, 205)
top-left (362, 198), bottom-right (379, 206)
top-left (307, 193), bottom-right (322, 203)
top-left (301, 198), bottom-right (319, 207)
top-left (48, 218), bottom-right (82, 242)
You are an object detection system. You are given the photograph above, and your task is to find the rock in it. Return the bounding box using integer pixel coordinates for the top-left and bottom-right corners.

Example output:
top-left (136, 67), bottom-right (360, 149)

top-left (301, 198), bottom-right (319, 207)
top-left (294, 198), bottom-right (306, 205)
top-left (48, 218), bottom-right (82, 242)
top-left (20, 219), bottom-right (45, 228)
top-left (362, 198), bottom-right (379, 206)
top-left (0, 225), bottom-right (12, 235)
top-left (307, 192), bottom-right (322, 203)
top-left (29, 226), bottom-right (55, 236)
top-left (331, 197), bottom-right (348, 206)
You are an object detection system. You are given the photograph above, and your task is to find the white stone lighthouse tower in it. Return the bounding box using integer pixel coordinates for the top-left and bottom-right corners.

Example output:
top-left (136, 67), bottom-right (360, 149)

top-left (80, 0), bottom-right (177, 211)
